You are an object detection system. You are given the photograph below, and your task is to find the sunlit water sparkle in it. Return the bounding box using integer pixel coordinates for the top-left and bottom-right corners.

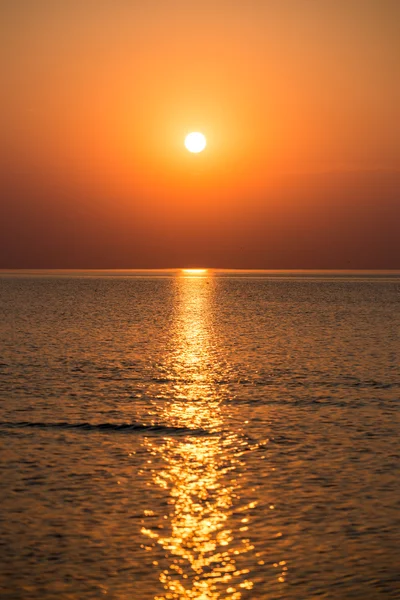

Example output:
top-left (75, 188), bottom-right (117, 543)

top-left (0, 271), bottom-right (399, 599)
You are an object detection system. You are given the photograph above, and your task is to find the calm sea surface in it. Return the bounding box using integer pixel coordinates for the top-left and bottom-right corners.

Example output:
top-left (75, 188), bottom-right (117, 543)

top-left (0, 271), bottom-right (399, 600)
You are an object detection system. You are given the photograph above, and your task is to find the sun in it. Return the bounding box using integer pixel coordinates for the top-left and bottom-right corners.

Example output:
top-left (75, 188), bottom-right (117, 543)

top-left (184, 132), bottom-right (206, 153)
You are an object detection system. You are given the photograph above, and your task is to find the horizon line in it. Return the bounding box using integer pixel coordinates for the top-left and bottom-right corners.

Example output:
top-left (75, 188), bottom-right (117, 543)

top-left (1, 268), bottom-right (400, 274)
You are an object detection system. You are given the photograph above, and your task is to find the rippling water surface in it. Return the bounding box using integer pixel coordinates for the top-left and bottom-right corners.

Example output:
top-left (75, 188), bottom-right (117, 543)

top-left (0, 271), bottom-right (399, 599)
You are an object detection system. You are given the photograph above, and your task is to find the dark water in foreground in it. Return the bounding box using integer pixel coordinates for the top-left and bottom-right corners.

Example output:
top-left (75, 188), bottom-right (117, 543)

top-left (0, 271), bottom-right (399, 600)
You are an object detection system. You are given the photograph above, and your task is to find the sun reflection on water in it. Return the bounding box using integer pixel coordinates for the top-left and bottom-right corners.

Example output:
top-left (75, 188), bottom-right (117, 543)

top-left (181, 269), bottom-right (208, 276)
top-left (142, 274), bottom-right (255, 599)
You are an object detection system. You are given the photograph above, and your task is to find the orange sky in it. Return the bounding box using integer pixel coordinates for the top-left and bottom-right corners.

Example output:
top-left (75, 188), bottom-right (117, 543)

top-left (1, 0), bottom-right (399, 268)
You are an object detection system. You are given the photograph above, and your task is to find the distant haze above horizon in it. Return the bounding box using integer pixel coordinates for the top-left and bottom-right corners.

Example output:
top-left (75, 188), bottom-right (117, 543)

top-left (1, 0), bottom-right (399, 269)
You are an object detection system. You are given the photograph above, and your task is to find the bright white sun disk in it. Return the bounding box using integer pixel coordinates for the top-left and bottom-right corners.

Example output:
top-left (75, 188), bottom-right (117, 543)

top-left (184, 132), bottom-right (206, 153)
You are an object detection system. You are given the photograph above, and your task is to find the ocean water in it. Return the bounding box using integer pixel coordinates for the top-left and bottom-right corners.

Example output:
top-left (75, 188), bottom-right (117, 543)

top-left (0, 270), bottom-right (399, 600)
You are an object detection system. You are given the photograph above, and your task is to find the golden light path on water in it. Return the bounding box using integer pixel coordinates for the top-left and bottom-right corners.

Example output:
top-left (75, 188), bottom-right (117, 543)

top-left (142, 271), bottom-right (257, 599)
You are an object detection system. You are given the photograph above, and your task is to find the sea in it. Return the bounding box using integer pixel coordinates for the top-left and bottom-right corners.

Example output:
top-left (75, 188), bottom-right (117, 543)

top-left (0, 270), bottom-right (399, 600)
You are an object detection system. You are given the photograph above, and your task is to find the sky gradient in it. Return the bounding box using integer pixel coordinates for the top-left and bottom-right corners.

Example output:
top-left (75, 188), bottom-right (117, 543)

top-left (1, 0), bottom-right (399, 268)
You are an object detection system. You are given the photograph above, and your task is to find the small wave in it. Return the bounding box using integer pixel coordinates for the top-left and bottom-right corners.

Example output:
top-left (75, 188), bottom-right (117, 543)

top-left (0, 421), bottom-right (210, 436)
top-left (235, 376), bottom-right (398, 390)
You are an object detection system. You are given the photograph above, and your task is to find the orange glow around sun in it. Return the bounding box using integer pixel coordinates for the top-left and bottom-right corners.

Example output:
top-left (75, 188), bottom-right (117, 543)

top-left (3, 3), bottom-right (399, 270)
